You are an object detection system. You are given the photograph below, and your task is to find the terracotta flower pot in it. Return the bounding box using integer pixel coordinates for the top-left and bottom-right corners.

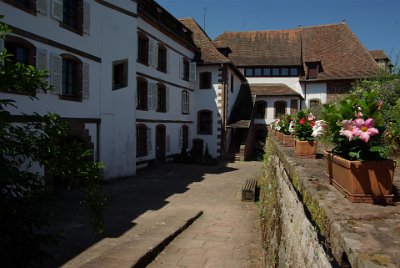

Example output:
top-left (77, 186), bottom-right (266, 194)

top-left (329, 154), bottom-right (396, 204)
top-left (282, 134), bottom-right (294, 147)
top-left (322, 150), bottom-right (332, 184)
top-left (276, 131), bottom-right (283, 141)
top-left (294, 139), bottom-right (317, 158)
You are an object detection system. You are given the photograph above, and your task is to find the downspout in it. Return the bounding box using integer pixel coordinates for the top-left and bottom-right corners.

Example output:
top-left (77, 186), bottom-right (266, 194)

top-left (221, 63), bottom-right (227, 158)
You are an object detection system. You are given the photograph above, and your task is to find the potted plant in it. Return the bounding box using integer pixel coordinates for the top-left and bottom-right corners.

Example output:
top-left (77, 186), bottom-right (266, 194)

top-left (321, 88), bottom-right (396, 204)
top-left (276, 114), bottom-right (294, 147)
top-left (292, 111), bottom-right (325, 158)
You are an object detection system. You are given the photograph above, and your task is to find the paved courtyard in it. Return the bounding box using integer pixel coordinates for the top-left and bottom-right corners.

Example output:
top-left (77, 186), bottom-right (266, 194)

top-left (45, 160), bottom-right (264, 267)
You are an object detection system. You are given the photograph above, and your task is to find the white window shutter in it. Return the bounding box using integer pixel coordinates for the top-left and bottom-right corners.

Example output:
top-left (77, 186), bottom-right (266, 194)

top-left (149, 39), bottom-right (155, 67)
top-left (82, 62), bottom-right (89, 99)
top-left (179, 57), bottom-right (184, 79)
top-left (37, 0), bottom-right (47, 15)
top-left (189, 62), bottom-right (197, 82)
top-left (50, 53), bottom-right (62, 94)
top-left (147, 127), bottom-right (152, 154)
top-left (51, 0), bottom-right (63, 21)
top-left (36, 48), bottom-right (47, 71)
top-left (165, 86), bottom-right (169, 112)
top-left (147, 83), bottom-right (152, 109)
top-left (179, 126), bottom-right (183, 149)
top-left (166, 135), bottom-right (170, 153)
top-left (83, 1), bottom-right (91, 35)
top-left (152, 83), bottom-right (157, 110)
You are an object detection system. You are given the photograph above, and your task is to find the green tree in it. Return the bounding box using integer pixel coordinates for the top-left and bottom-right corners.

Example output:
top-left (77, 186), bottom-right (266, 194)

top-left (0, 18), bottom-right (105, 267)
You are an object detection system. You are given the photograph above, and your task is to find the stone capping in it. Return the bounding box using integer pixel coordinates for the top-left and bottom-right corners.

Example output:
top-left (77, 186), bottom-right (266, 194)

top-left (266, 136), bottom-right (400, 268)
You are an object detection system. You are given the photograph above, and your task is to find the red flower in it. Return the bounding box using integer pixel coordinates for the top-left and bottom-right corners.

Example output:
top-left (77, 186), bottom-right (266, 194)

top-left (299, 118), bottom-right (305, 125)
top-left (310, 121), bottom-right (316, 127)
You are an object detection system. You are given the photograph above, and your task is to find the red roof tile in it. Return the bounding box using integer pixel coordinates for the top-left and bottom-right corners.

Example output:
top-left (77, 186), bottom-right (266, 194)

top-left (369, 50), bottom-right (389, 60)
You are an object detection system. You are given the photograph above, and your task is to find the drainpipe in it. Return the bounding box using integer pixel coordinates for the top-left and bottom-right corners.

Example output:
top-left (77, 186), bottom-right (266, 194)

top-left (221, 63), bottom-right (227, 158)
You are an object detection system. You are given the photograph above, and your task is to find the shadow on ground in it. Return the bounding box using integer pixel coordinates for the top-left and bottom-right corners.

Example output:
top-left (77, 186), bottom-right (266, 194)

top-left (43, 161), bottom-right (237, 267)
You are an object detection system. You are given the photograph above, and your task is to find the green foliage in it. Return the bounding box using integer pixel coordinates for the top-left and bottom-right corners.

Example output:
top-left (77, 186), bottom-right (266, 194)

top-left (293, 110), bottom-right (315, 141)
top-left (276, 114), bottom-right (293, 135)
top-left (0, 21), bottom-right (105, 266)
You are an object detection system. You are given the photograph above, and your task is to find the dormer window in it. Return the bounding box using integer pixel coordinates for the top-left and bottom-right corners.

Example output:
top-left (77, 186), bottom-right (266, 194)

top-left (306, 61), bottom-right (321, 79)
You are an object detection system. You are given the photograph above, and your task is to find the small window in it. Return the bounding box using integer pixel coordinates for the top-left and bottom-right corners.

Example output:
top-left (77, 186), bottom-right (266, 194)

top-left (198, 110), bottom-right (212, 135)
top-left (272, 68), bottom-right (280, 76)
top-left (306, 62), bottom-right (320, 79)
top-left (62, 0), bottom-right (83, 34)
top-left (274, 101), bottom-right (287, 118)
top-left (254, 68), bottom-right (262, 76)
top-left (137, 77), bottom-right (148, 110)
top-left (5, 36), bottom-right (36, 66)
top-left (309, 99), bottom-right (321, 108)
top-left (263, 68), bottom-right (271, 76)
top-left (199, 72), bottom-right (212, 89)
top-left (138, 33), bottom-right (149, 65)
top-left (245, 68), bottom-right (253, 77)
top-left (136, 124), bottom-right (147, 157)
top-left (183, 58), bottom-right (190, 81)
top-left (157, 44), bottom-right (167, 73)
top-left (281, 68), bottom-right (289, 76)
top-left (61, 54), bottom-right (82, 101)
top-left (157, 83), bottom-right (166, 112)
top-left (113, 60), bottom-right (128, 90)
top-left (290, 67), bottom-right (298, 76)
top-left (182, 90), bottom-right (189, 114)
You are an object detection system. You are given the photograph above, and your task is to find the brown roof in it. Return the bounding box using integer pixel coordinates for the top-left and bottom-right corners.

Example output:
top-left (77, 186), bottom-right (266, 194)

top-left (369, 50), bottom-right (389, 60)
top-left (215, 23), bottom-right (380, 80)
top-left (249, 83), bottom-right (302, 97)
top-left (179, 18), bottom-right (230, 64)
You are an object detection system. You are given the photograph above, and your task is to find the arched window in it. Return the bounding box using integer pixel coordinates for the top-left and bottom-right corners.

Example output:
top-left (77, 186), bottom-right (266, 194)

top-left (157, 44), bottom-right (167, 73)
top-left (5, 36), bottom-right (36, 66)
top-left (61, 54), bottom-right (82, 101)
top-left (274, 101), bottom-right (287, 118)
top-left (136, 124), bottom-right (148, 157)
top-left (197, 110), bottom-right (213, 135)
top-left (199, 72), bottom-right (212, 89)
top-left (255, 100), bottom-right (267, 118)
top-left (309, 98), bottom-right (321, 108)
top-left (181, 90), bottom-right (189, 114)
top-left (138, 32), bottom-right (149, 65)
top-left (157, 83), bottom-right (166, 112)
top-left (137, 77), bottom-right (148, 110)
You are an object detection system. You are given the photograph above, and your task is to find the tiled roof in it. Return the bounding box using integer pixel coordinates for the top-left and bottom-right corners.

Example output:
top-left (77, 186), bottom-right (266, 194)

top-left (249, 83), bottom-right (302, 97)
top-left (179, 18), bottom-right (230, 64)
top-left (369, 50), bottom-right (389, 60)
top-left (215, 23), bottom-right (380, 80)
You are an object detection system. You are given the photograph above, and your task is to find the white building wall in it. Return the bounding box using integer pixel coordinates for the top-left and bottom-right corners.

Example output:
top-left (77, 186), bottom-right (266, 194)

top-left (301, 82), bottom-right (328, 108)
top-left (254, 96), bottom-right (299, 125)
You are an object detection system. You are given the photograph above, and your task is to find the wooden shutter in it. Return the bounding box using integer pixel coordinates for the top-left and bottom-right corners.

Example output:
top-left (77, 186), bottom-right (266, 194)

top-left (37, 0), bottom-right (47, 15)
top-left (51, 0), bottom-right (63, 21)
top-left (36, 48), bottom-right (47, 70)
top-left (147, 127), bottom-right (152, 154)
top-left (83, 1), bottom-right (91, 35)
top-left (179, 126), bottom-right (183, 148)
top-left (149, 39), bottom-right (155, 67)
top-left (189, 62), bottom-right (196, 82)
top-left (165, 86), bottom-right (169, 112)
top-left (50, 53), bottom-right (62, 94)
top-left (82, 62), bottom-right (89, 100)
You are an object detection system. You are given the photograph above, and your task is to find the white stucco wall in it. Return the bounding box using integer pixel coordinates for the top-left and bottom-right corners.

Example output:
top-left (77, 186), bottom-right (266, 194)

top-left (301, 82), bottom-right (327, 109)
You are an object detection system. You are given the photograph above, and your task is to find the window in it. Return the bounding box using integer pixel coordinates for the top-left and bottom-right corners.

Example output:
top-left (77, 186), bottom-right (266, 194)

top-left (4, 0), bottom-right (35, 14)
top-left (255, 101), bottom-right (266, 118)
top-left (290, 99), bottom-right (298, 115)
top-left (199, 72), bottom-right (212, 89)
top-left (137, 77), bottom-right (148, 110)
top-left (244, 66), bottom-right (300, 77)
top-left (183, 58), bottom-right (190, 81)
top-left (306, 62), bottom-right (320, 79)
top-left (5, 36), bottom-right (36, 66)
top-left (113, 60), bottom-right (128, 90)
top-left (61, 54), bottom-right (82, 101)
top-left (272, 68), bottom-right (280, 76)
top-left (136, 124), bottom-right (147, 157)
top-left (182, 90), bottom-right (189, 114)
top-left (198, 110), bottom-right (212, 135)
top-left (263, 68), bottom-right (271, 76)
top-left (290, 67), bottom-right (298, 76)
top-left (281, 68), bottom-right (289, 76)
top-left (244, 68), bottom-right (253, 76)
top-left (180, 125), bottom-right (189, 149)
top-left (254, 68), bottom-right (262, 76)
top-left (309, 99), bottom-right (321, 108)
top-left (157, 44), bottom-right (167, 72)
top-left (62, 0), bottom-right (83, 33)
top-left (157, 83), bottom-right (166, 112)
top-left (274, 101), bottom-right (287, 118)
top-left (138, 33), bottom-right (149, 65)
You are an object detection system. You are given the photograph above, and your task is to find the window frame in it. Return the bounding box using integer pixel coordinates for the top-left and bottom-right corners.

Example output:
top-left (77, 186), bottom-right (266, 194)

top-left (137, 77), bottom-right (148, 111)
top-left (274, 100), bottom-right (287, 118)
top-left (112, 59), bottom-right (128, 90)
top-left (157, 83), bottom-right (167, 112)
top-left (157, 44), bottom-right (167, 73)
top-left (183, 58), bottom-right (190, 81)
top-left (244, 66), bottom-right (300, 77)
top-left (4, 0), bottom-right (36, 15)
top-left (4, 36), bottom-right (36, 66)
top-left (61, 0), bottom-right (84, 35)
top-left (181, 90), bottom-right (189, 114)
top-left (197, 110), bottom-right (213, 135)
top-left (309, 98), bottom-right (321, 108)
top-left (60, 53), bottom-right (82, 102)
top-left (199, 72), bottom-right (212, 89)
top-left (136, 124), bottom-right (147, 157)
top-left (138, 32), bottom-right (149, 65)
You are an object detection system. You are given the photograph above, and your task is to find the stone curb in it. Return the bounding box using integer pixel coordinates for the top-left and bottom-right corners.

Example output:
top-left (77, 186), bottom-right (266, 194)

top-left (80, 210), bottom-right (203, 268)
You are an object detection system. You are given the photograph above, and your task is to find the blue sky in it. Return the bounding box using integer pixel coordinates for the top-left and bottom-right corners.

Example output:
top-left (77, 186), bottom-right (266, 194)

top-left (156, 0), bottom-right (400, 64)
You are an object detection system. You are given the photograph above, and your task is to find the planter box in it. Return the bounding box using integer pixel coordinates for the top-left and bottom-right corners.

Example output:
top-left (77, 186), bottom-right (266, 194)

top-left (329, 154), bottom-right (396, 204)
top-left (282, 134), bottom-right (294, 147)
top-left (294, 140), bottom-right (317, 158)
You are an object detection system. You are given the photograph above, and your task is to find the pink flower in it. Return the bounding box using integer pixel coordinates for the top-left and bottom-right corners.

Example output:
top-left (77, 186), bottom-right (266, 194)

top-left (307, 113), bottom-right (315, 121)
top-left (299, 118), bottom-right (305, 125)
top-left (351, 118), bottom-right (379, 143)
top-left (339, 120), bottom-right (354, 141)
